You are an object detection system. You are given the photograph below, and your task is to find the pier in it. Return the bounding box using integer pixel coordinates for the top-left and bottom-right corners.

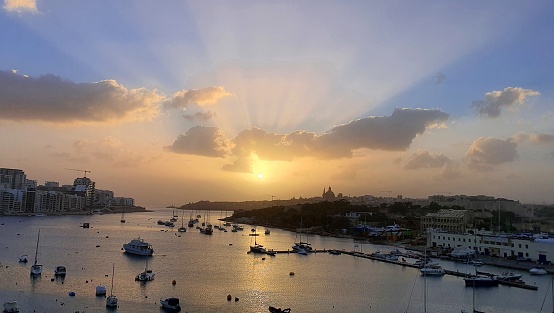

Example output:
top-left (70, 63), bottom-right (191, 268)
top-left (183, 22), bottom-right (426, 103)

top-left (264, 248), bottom-right (539, 290)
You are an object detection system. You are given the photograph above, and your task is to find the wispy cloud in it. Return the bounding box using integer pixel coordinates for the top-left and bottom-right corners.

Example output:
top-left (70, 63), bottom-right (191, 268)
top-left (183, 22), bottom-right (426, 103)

top-left (3, 0), bottom-right (38, 13)
top-left (164, 87), bottom-right (232, 110)
top-left (403, 150), bottom-right (452, 170)
top-left (471, 87), bottom-right (540, 118)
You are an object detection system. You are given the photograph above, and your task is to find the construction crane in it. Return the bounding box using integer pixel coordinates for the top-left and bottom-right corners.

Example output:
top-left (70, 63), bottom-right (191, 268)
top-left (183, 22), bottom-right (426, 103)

top-left (65, 168), bottom-right (91, 178)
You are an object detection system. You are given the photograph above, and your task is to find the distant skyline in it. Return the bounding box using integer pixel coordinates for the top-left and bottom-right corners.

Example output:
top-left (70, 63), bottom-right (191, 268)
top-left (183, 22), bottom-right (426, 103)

top-left (1, 1), bottom-right (554, 207)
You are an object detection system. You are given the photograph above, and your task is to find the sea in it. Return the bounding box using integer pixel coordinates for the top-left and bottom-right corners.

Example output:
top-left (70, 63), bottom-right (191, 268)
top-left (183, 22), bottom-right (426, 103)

top-left (0, 208), bottom-right (552, 313)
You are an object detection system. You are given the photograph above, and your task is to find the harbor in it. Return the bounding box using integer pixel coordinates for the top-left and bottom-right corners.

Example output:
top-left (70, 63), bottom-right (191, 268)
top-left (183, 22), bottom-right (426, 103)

top-left (1, 210), bottom-right (552, 313)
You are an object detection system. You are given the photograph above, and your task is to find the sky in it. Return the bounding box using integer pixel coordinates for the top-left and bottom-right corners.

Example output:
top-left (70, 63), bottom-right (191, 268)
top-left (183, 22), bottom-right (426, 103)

top-left (1, 0), bottom-right (554, 207)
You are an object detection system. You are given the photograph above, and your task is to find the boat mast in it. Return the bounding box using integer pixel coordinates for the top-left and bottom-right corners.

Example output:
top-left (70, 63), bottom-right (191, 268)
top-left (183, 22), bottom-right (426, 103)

top-left (34, 229), bottom-right (40, 266)
top-left (110, 263), bottom-right (115, 296)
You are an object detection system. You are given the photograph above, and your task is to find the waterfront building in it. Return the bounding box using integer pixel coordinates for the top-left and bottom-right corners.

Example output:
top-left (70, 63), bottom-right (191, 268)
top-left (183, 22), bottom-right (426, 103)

top-left (420, 209), bottom-right (469, 233)
top-left (427, 228), bottom-right (554, 264)
top-left (0, 168), bottom-right (26, 190)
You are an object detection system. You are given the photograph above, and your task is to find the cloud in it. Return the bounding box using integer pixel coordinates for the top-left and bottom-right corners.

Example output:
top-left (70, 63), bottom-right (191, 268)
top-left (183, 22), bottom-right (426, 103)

top-left (71, 137), bottom-right (144, 167)
top-left (466, 137), bottom-right (518, 170)
top-left (183, 111), bottom-right (216, 122)
top-left (167, 108), bottom-right (449, 173)
top-left (403, 150), bottom-right (451, 170)
top-left (471, 87), bottom-right (540, 118)
top-left (529, 133), bottom-right (554, 145)
top-left (0, 70), bottom-right (161, 124)
top-left (434, 72), bottom-right (446, 85)
top-left (165, 126), bottom-right (231, 157)
top-left (164, 86), bottom-right (232, 110)
top-left (3, 0), bottom-right (38, 13)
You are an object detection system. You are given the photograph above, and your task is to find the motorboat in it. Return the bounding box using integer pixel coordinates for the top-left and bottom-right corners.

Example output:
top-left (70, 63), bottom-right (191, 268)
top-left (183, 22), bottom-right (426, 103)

top-left (419, 266), bottom-right (445, 276)
top-left (495, 271), bottom-right (523, 281)
top-left (464, 275), bottom-right (499, 287)
top-left (265, 228), bottom-right (271, 235)
top-left (123, 238), bottom-right (154, 256)
top-left (329, 250), bottom-right (342, 255)
top-left (249, 228), bottom-right (267, 253)
top-left (269, 306), bottom-right (291, 313)
top-left (96, 285), bottom-right (107, 296)
top-left (18, 255), bottom-right (28, 263)
top-left (529, 266), bottom-right (548, 275)
top-left (3, 301), bottom-right (19, 313)
top-left (201, 223), bottom-right (213, 235)
top-left (470, 259), bottom-right (484, 266)
top-left (54, 266), bottom-right (67, 277)
top-left (414, 258), bottom-right (440, 268)
top-left (160, 297), bottom-right (181, 311)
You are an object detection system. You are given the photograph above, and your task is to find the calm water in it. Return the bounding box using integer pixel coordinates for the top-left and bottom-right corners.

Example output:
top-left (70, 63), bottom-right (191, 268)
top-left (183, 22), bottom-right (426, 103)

top-left (0, 209), bottom-right (552, 313)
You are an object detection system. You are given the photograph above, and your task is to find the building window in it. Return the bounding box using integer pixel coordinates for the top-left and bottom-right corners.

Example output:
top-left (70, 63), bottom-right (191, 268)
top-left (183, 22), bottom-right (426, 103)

top-left (525, 245), bottom-right (528, 249)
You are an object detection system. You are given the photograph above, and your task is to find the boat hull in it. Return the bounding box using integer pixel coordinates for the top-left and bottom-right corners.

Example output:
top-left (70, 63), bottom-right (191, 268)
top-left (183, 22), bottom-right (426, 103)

top-left (464, 278), bottom-right (499, 287)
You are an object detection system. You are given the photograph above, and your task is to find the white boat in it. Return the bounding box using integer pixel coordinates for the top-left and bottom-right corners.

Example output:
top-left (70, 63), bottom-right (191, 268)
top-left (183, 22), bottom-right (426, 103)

top-left (470, 259), bottom-right (484, 266)
top-left (3, 301), bottom-right (19, 313)
top-left (160, 297), bottom-right (181, 311)
top-left (106, 263), bottom-right (118, 308)
top-left (123, 238), bottom-right (154, 256)
top-left (30, 230), bottom-right (42, 276)
top-left (419, 266), bottom-right (445, 276)
top-left (135, 256), bottom-right (155, 281)
top-left (96, 285), bottom-right (107, 296)
top-left (415, 258), bottom-right (440, 268)
top-left (292, 216), bottom-right (313, 253)
top-left (495, 271), bottom-right (522, 281)
top-left (529, 266), bottom-right (548, 275)
top-left (18, 255), bottom-right (28, 263)
top-left (54, 266), bottom-right (67, 276)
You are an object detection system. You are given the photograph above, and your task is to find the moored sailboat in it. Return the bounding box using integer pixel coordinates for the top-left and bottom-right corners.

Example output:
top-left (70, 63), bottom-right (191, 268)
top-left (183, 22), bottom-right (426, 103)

top-left (135, 256), bottom-right (155, 281)
top-left (30, 230), bottom-right (42, 276)
top-left (106, 263), bottom-right (118, 308)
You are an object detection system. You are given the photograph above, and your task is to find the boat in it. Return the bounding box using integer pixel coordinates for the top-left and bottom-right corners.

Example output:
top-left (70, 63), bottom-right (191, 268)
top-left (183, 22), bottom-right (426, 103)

top-left (135, 256), bottom-right (155, 281)
top-left (160, 297), bottom-right (181, 311)
top-left (120, 212), bottom-right (125, 223)
top-left (54, 266), bottom-right (67, 277)
top-left (464, 275), bottom-right (499, 287)
top-left (250, 228), bottom-right (267, 254)
top-left (106, 263), bottom-right (118, 308)
top-left (265, 228), bottom-right (271, 235)
top-left (2, 301), bottom-right (19, 313)
top-left (178, 210), bottom-right (186, 232)
top-left (292, 216), bottom-right (312, 253)
top-left (495, 271), bottom-right (522, 281)
top-left (419, 266), bottom-right (445, 276)
top-left (187, 211), bottom-right (195, 228)
top-left (268, 306), bottom-right (291, 313)
top-left (266, 249), bottom-right (277, 256)
top-left (329, 250), bottom-right (342, 255)
top-left (529, 266), bottom-right (548, 275)
top-left (30, 230), bottom-right (42, 276)
top-left (18, 255), bottom-right (28, 263)
top-left (470, 259), bottom-right (484, 266)
top-left (123, 238), bottom-right (154, 256)
top-left (96, 285), bottom-right (107, 296)
top-left (201, 223), bottom-right (213, 235)
top-left (414, 258), bottom-right (440, 268)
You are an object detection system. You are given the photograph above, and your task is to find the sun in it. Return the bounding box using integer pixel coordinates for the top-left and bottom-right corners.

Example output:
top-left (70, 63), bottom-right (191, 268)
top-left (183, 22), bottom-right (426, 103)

top-left (257, 173), bottom-right (263, 179)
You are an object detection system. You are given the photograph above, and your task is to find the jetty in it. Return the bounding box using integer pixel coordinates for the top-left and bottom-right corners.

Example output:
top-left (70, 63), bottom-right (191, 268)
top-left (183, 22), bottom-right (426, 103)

top-left (262, 248), bottom-right (539, 290)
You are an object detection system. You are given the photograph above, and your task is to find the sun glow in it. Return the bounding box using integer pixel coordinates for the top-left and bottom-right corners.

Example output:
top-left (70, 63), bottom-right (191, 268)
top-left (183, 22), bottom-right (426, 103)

top-left (257, 173), bottom-right (263, 179)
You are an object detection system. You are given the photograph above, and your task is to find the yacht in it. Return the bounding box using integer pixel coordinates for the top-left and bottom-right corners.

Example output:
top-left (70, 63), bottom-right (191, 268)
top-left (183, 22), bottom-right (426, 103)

top-left (160, 297), bottom-right (181, 311)
top-left (106, 264), bottom-right (117, 308)
top-left (123, 238), bottom-right (154, 256)
top-left (135, 257), bottom-right (155, 281)
top-left (529, 266), bottom-right (548, 275)
top-left (30, 230), bottom-right (42, 276)
top-left (419, 266), bottom-right (445, 276)
top-left (3, 301), bottom-right (19, 313)
top-left (464, 275), bottom-right (499, 287)
top-left (54, 266), bottom-right (67, 277)
top-left (18, 255), bottom-right (28, 263)
top-left (495, 271), bottom-right (523, 281)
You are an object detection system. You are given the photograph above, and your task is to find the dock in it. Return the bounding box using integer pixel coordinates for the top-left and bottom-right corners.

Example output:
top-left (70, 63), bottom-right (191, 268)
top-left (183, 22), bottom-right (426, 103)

top-left (263, 248), bottom-right (539, 290)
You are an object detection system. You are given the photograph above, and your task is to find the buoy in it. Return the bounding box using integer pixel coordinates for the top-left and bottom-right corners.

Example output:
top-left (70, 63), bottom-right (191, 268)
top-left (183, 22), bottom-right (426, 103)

top-left (172, 279), bottom-right (177, 285)
top-left (289, 272), bottom-right (295, 276)
top-left (227, 294), bottom-right (232, 301)
top-left (235, 297), bottom-right (239, 302)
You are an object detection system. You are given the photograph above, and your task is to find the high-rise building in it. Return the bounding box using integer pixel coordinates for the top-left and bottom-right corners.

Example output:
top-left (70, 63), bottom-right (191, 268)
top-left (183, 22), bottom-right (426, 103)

top-left (0, 168), bottom-right (26, 190)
